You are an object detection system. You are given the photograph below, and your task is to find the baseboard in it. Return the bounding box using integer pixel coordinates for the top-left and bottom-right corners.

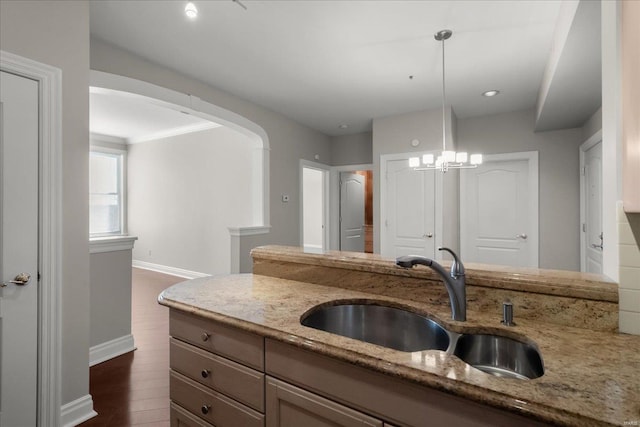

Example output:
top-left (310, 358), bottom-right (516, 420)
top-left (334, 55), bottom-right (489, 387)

top-left (61, 394), bottom-right (97, 427)
top-left (89, 334), bottom-right (136, 367)
top-left (132, 259), bottom-right (210, 279)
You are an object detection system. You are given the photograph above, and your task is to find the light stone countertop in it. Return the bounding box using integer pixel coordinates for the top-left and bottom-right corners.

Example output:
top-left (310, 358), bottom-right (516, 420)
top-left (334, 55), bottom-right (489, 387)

top-left (159, 274), bottom-right (640, 427)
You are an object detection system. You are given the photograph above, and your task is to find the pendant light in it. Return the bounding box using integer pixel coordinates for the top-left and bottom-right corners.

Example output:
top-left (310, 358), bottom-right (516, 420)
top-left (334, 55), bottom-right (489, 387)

top-left (410, 30), bottom-right (482, 172)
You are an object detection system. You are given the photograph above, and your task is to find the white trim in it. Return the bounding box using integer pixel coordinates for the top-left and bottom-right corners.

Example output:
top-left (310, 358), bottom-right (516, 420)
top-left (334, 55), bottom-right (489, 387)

top-left (579, 130), bottom-right (603, 272)
top-left (89, 334), bottom-right (136, 367)
top-left (132, 260), bottom-right (210, 279)
top-left (299, 160), bottom-right (331, 251)
top-left (60, 395), bottom-right (97, 427)
top-left (1, 50), bottom-right (63, 427)
top-left (460, 151), bottom-right (539, 267)
top-left (329, 163), bottom-right (374, 250)
top-left (127, 121), bottom-right (221, 144)
top-left (90, 70), bottom-right (271, 227)
top-left (89, 132), bottom-right (126, 145)
top-left (227, 225), bottom-right (271, 237)
top-left (89, 236), bottom-right (137, 254)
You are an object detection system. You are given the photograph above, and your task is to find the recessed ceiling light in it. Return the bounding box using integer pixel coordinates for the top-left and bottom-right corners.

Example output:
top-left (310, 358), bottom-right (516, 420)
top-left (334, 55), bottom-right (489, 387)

top-left (185, 2), bottom-right (198, 19)
top-left (339, 124), bottom-right (348, 129)
top-left (482, 90), bottom-right (500, 97)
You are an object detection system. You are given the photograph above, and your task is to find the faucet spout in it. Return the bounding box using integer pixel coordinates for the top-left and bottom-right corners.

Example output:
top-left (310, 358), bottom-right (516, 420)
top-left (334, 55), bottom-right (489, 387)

top-left (396, 249), bottom-right (467, 321)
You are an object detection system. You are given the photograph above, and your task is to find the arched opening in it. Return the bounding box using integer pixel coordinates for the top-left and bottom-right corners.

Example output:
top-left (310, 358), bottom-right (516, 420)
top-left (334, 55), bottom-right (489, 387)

top-left (90, 70), bottom-right (270, 229)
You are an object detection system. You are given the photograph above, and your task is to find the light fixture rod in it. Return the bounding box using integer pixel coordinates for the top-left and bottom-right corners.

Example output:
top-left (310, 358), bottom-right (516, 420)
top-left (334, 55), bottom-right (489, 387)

top-left (435, 29), bottom-right (452, 154)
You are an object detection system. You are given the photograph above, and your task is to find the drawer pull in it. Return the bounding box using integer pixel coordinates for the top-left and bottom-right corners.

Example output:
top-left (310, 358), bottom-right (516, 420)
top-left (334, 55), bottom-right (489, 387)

top-left (201, 369), bottom-right (210, 379)
top-left (201, 404), bottom-right (211, 415)
top-left (201, 332), bottom-right (211, 342)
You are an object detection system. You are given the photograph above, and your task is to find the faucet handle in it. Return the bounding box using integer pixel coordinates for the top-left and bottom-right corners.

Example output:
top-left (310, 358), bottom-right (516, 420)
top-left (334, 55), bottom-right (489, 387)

top-left (438, 247), bottom-right (465, 277)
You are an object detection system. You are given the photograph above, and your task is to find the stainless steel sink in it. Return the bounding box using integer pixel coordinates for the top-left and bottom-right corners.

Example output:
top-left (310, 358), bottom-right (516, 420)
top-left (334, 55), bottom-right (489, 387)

top-left (452, 334), bottom-right (544, 380)
top-left (301, 303), bottom-right (450, 352)
top-left (301, 301), bottom-right (545, 380)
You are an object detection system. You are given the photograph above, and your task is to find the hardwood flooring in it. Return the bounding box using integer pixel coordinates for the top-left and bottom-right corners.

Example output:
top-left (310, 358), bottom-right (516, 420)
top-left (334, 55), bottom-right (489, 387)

top-left (80, 268), bottom-right (183, 427)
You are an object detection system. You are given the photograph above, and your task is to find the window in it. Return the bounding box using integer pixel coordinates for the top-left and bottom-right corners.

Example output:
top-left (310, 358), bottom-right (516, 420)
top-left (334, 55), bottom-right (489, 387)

top-left (90, 149), bottom-right (125, 236)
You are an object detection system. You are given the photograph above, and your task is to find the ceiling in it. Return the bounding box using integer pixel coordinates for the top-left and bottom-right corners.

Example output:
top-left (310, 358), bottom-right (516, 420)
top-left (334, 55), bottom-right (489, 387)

top-left (89, 0), bottom-right (601, 137)
top-left (90, 88), bottom-right (218, 143)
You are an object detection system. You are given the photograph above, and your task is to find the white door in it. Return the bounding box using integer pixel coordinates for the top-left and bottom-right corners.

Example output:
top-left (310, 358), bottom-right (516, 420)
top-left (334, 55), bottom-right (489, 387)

top-left (340, 172), bottom-right (365, 252)
top-left (0, 71), bottom-right (39, 426)
top-left (583, 141), bottom-right (603, 273)
top-left (382, 159), bottom-right (436, 259)
top-left (460, 153), bottom-right (538, 268)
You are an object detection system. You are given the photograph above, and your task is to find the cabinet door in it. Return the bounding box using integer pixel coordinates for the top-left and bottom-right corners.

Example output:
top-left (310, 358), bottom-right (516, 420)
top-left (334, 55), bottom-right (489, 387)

top-left (266, 377), bottom-right (383, 427)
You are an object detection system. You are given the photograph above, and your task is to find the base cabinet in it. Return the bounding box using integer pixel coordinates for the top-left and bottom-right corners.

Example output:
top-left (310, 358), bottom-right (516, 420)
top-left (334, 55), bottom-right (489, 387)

top-left (168, 309), bottom-right (546, 427)
top-left (266, 377), bottom-right (383, 427)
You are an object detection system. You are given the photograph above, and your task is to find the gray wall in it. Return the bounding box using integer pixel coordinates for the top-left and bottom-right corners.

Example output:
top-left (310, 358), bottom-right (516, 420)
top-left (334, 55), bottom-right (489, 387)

top-left (582, 107), bottom-right (602, 141)
top-left (330, 132), bottom-right (373, 166)
top-left (371, 106), bottom-right (587, 271)
top-left (0, 0), bottom-right (90, 406)
top-left (372, 107), bottom-right (456, 254)
top-left (91, 39), bottom-right (332, 272)
top-left (128, 127), bottom-right (254, 275)
top-left (457, 108), bottom-right (584, 270)
top-left (90, 250), bottom-right (132, 347)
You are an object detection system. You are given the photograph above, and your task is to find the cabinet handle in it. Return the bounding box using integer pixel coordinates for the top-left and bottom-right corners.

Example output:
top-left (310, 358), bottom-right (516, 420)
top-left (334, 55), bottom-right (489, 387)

top-left (201, 369), bottom-right (210, 379)
top-left (201, 332), bottom-right (210, 342)
top-left (201, 404), bottom-right (211, 415)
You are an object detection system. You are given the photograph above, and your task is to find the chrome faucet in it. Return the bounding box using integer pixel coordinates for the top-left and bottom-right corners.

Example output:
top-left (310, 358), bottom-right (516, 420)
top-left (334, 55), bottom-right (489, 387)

top-left (396, 248), bottom-right (467, 321)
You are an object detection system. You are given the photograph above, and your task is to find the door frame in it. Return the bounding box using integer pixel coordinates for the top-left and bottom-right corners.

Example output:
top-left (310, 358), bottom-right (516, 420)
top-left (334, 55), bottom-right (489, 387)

top-left (459, 151), bottom-right (539, 267)
top-left (329, 164), bottom-right (373, 250)
top-left (579, 130), bottom-right (603, 272)
top-left (299, 160), bottom-right (330, 251)
top-left (380, 152), bottom-right (443, 258)
top-left (1, 50), bottom-right (63, 426)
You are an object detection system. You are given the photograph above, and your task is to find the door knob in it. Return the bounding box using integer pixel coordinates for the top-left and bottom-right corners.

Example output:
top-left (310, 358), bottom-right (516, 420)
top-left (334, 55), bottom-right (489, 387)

top-left (515, 234), bottom-right (527, 240)
top-left (591, 243), bottom-right (603, 250)
top-left (1, 272), bottom-right (31, 287)
top-left (423, 233), bottom-right (433, 238)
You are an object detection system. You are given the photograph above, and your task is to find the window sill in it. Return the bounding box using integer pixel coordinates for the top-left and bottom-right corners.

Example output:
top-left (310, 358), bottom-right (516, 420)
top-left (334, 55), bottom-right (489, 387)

top-left (89, 235), bottom-right (138, 254)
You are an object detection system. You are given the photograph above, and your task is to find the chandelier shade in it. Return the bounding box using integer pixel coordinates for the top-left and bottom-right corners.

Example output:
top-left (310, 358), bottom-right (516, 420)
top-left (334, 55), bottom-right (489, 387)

top-left (411, 30), bottom-right (482, 172)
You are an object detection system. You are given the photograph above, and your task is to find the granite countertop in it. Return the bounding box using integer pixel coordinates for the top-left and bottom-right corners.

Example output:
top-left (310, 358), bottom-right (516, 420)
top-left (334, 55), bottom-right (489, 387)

top-left (158, 274), bottom-right (640, 427)
top-left (251, 245), bottom-right (618, 302)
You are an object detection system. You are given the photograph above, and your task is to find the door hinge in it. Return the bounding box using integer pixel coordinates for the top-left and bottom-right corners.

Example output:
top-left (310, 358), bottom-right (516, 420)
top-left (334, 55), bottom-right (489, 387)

top-left (38, 272), bottom-right (41, 281)
top-left (582, 166), bottom-right (586, 176)
top-left (582, 223), bottom-right (586, 232)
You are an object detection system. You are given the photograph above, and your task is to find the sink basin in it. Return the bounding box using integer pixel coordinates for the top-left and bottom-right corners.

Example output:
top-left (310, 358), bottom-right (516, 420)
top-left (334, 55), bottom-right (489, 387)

top-left (301, 302), bottom-right (544, 380)
top-left (452, 334), bottom-right (544, 380)
top-left (301, 303), bottom-right (450, 352)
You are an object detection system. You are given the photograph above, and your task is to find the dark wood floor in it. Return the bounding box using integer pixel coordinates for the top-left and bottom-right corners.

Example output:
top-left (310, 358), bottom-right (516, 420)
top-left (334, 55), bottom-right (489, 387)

top-left (80, 268), bottom-right (183, 427)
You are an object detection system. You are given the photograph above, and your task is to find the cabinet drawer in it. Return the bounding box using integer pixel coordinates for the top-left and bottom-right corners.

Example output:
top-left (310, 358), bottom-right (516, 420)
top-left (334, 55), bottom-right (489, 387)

top-left (171, 371), bottom-right (264, 427)
top-left (266, 376), bottom-right (383, 427)
top-left (171, 337), bottom-right (265, 412)
top-left (170, 309), bottom-right (264, 370)
top-left (171, 402), bottom-right (214, 427)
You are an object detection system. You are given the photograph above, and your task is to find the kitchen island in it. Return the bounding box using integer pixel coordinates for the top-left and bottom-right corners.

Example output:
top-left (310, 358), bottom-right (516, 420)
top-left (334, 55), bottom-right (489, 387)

top-left (159, 246), bottom-right (639, 427)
